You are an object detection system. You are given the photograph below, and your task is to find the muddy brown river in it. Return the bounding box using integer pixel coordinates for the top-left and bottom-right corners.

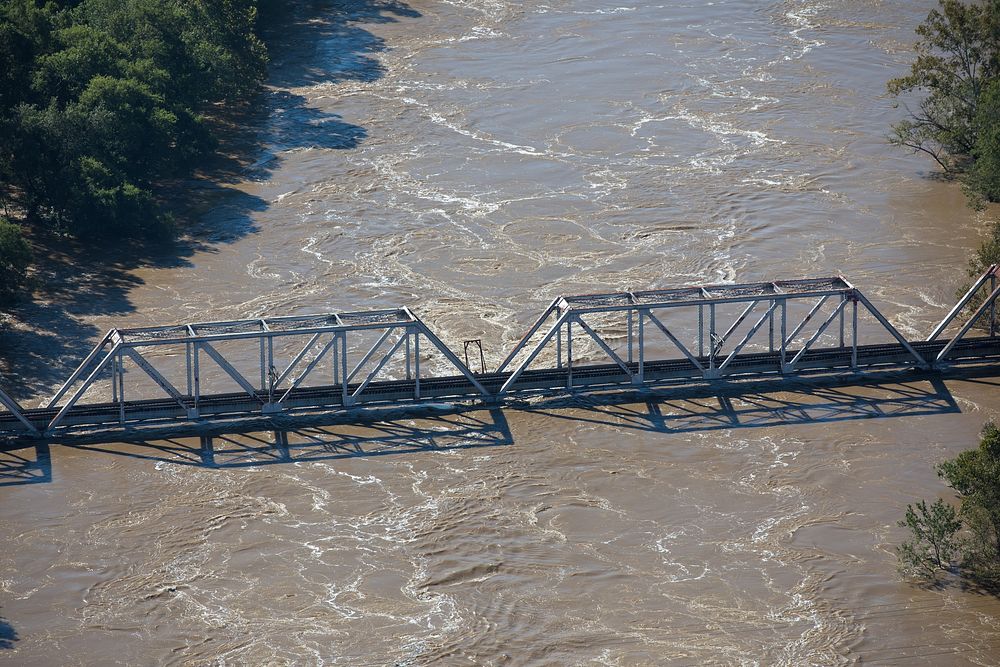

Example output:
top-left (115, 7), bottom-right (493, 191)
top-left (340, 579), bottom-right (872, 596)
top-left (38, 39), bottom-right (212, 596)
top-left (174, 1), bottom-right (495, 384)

top-left (3, 0), bottom-right (1000, 664)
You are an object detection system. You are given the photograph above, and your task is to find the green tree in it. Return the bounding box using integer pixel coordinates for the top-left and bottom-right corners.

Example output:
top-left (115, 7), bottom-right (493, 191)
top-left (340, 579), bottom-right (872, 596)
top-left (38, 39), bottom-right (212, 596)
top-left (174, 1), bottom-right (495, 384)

top-left (0, 0), bottom-right (59, 199)
top-left (897, 498), bottom-right (963, 578)
top-left (888, 0), bottom-right (1000, 204)
top-left (965, 80), bottom-right (1000, 206)
top-left (0, 0), bottom-right (278, 298)
top-left (31, 24), bottom-right (130, 104)
top-left (888, 0), bottom-right (1000, 171)
top-left (938, 422), bottom-right (1000, 578)
top-left (77, 0), bottom-right (266, 106)
top-left (0, 0), bottom-right (271, 239)
top-left (0, 217), bottom-right (32, 300)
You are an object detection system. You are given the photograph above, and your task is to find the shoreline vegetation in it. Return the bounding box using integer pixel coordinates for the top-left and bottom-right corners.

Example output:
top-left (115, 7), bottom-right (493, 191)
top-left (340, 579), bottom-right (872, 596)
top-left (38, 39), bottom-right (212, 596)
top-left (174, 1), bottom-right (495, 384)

top-left (889, 1), bottom-right (1000, 586)
top-left (888, 0), bottom-right (1000, 281)
top-left (888, 0), bottom-right (1000, 211)
top-left (0, 0), bottom-right (284, 301)
top-left (897, 424), bottom-right (1000, 586)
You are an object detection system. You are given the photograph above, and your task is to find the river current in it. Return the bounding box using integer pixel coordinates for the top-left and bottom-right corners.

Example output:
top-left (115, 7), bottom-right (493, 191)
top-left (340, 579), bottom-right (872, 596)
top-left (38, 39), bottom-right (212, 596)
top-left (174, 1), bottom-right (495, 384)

top-left (2, 0), bottom-right (1000, 664)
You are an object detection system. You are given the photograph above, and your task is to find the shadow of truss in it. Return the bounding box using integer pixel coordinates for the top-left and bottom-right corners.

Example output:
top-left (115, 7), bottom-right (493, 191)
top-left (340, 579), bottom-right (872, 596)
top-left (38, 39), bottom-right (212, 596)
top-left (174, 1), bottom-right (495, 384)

top-left (67, 409), bottom-right (512, 469)
top-left (0, 444), bottom-right (51, 487)
top-left (515, 376), bottom-right (960, 435)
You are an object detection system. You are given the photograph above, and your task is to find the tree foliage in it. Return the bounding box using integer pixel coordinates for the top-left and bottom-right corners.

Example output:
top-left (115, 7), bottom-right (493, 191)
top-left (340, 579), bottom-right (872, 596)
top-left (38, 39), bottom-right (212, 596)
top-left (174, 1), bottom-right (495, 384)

top-left (897, 498), bottom-right (963, 578)
top-left (899, 423), bottom-right (1000, 582)
top-left (0, 0), bottom-right (276, 297)
top-left (966, 80), bottom-right (1000, 205)
top-left (888, 0), bottom-right (1000, 202)
top-left (938, 422), bottom-right (1000, 578)
top-left (0, 217), bottom-right (32, 301)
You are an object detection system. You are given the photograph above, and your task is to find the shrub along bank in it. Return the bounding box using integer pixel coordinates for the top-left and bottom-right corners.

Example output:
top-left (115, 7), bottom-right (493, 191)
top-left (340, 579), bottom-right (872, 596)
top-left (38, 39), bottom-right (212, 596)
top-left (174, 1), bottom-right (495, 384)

top-left (898, 423), bottom-right (1000, 583)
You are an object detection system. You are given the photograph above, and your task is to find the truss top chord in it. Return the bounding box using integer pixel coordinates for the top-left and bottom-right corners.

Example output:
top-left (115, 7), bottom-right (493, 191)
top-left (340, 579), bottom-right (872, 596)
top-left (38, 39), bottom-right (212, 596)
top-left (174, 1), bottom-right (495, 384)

top-left (113, 308), bottom-right (416, 345)
top-left (558, 277), bottom-right (853, 313)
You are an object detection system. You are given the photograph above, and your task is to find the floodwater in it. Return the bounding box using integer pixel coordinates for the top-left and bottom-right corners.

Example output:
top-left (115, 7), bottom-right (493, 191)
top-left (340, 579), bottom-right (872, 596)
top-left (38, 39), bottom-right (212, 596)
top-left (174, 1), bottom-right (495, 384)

top-left (2, 0), bottom-right (1000, 664)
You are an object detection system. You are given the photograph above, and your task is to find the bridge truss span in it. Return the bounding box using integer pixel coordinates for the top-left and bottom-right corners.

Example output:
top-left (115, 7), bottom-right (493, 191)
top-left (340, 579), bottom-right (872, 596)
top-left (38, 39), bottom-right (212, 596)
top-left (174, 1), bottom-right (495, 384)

top-left (11, 307), bottom-right (489, 436)
top-left (2, 267), bottom-right (1000, 439)
top-left (495, 276), bottom-right (929, 393)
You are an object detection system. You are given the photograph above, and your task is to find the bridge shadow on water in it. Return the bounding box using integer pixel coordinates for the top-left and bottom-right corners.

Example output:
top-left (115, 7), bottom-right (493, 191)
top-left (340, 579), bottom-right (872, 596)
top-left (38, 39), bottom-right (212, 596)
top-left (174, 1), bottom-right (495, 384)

top-left (0, 443), bottom-right (50, 487)
top-left (517, 376), bottom-right (960, 435)
top-left (73, 408), bottom-right (511, 471)
top-left (0, 611), bottom-right (17, 650)
top-left (0, 374), bottom-right (967, 484)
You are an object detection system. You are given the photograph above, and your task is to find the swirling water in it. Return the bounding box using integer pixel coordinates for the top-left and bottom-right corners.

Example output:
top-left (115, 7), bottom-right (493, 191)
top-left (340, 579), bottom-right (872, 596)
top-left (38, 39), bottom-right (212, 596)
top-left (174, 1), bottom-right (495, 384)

top-left (2, 0), bottom-right (1000, 664)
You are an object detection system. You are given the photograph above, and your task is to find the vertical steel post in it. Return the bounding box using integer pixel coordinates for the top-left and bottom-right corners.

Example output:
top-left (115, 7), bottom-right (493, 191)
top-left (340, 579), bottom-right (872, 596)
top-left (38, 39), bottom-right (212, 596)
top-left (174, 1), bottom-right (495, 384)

top-left (185, 342), bottom-right (193, 396)
top-left (839, 294), bottom-right (846, 348)
top-left (556, 325), bottom-right (562, 369)
top-left (111, 354), bottom-right (119, 403)
top-left (333, 334), bottom-right (339, 387)
top-left (566, 319), bottom-right (574, 388)
top-left (627, 309), bottom-right (634, 363)
top-left (991, 274), bottom-right (997, 337)
top-left (709, 304), bottom-right (716, 370)
top-left (405, 329), bottom-right (412, 380)
top-left (780, 299), bottom-right (787, 371)
top-left (851, 296), bottom-right (858, 369)
top-left (341, 332), bottom-right (349, 404)
top-left (267, 336), bottom-right (274, 403)
top-left (117, 349), bottom-right (125, 425)
top-left (638, 309), bottom-right (645, 383)
top-left (698, 305), bottom-right (704, 358)
top-left (414, 332), bottom-right (421, 400)
top-left (259, 337), bottom-right (266, 390)
top-left (769, 300), bottom-right (775, 352)
top-left (193, 342), bottom-right (201, 411)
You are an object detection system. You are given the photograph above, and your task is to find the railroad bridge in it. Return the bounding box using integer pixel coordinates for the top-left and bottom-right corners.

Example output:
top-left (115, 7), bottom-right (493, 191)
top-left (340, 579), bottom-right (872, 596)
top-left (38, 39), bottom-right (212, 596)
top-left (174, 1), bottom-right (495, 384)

top-left (3, 267), bottom-right (1000, 440)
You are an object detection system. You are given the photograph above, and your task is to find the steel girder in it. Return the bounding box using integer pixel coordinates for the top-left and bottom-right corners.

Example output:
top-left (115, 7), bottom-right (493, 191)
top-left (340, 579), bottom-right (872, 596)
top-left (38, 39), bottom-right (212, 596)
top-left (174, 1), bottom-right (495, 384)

top-left (0, 385), bottom-right (36, 435)
top-left (495, 276), bottom-right (928, 394)
top-left (3, 270), bottom-right (1000, 437)
top-left (927, 264), bottom-right (1000, 362)
top-left (31, 307), bottom-right (488, 435)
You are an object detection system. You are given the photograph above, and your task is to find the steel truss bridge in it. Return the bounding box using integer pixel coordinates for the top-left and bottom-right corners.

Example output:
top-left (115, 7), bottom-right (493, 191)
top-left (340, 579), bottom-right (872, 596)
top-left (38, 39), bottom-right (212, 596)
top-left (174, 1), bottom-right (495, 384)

top-left (3, 266), bottom-right (1000, 441)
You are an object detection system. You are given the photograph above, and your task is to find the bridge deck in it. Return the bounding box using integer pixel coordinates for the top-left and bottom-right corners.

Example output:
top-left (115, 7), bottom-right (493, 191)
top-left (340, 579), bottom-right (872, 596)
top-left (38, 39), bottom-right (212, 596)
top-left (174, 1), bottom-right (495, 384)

top-left (4, 337), bottom-right (998, 436)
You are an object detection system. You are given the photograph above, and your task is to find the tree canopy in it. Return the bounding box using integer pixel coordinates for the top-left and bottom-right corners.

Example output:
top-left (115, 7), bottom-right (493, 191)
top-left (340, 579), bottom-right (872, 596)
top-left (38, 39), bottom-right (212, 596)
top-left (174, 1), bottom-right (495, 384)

top-left (0, 0), bottom-right (276, 298)
top-left (938, 422), bottom-right (1000, 577)
top-left (888, 0), bottom-right (1000, 205)
top-left (898, 423), bottom-right (1000, 582)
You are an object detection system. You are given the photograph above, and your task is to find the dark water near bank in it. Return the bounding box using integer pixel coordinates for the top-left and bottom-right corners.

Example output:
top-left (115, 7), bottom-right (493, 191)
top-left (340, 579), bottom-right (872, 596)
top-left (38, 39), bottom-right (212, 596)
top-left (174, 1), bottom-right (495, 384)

top-left (3, 0), bottom-right (1000, 663)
